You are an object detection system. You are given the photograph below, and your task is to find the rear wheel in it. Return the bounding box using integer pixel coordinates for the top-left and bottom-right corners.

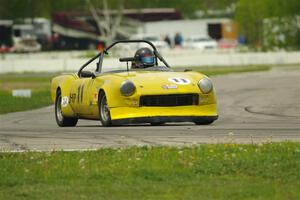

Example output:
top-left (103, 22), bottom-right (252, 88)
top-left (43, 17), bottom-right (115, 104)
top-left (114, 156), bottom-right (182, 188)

top-left (98, 92), bottom-right (112, 127)
top-left (55, 90), bottom-right (78, 127)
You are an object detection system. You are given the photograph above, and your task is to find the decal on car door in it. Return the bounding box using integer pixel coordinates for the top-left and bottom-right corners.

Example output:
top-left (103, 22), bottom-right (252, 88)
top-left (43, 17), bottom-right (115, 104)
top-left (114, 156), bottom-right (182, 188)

top-left (80, 85), bottom-right (84, 103)
top-left (70, 93), bottom-right (76, 103)
top-left (76, 84), bottom-right (85, 104)
top-left (61, 96), bottom-right (69, 107)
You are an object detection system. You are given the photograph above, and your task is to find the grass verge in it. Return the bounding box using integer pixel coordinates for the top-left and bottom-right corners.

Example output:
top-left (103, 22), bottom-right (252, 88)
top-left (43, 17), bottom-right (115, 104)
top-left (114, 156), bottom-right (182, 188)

top-left (0, 90), bottom-right (51, 114)
top-left (175, 65), bottom-right (271, 76)
top-left (0, 73), bottom-right (55, 114)
top-left (0, 142), bottom-right (299, 199)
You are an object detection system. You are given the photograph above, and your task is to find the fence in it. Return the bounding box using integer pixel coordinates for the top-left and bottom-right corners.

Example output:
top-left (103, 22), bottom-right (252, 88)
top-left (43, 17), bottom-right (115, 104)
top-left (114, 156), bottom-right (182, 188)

top-left (1, 50), bottom-right (300, 73)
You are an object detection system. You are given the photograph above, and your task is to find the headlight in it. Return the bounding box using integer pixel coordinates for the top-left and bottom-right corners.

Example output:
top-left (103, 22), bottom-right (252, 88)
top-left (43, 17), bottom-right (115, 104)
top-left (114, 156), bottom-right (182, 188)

top-left (198, 77), bottom-right (213, 94)
top-left (120, 80), bottom-right (136, 96)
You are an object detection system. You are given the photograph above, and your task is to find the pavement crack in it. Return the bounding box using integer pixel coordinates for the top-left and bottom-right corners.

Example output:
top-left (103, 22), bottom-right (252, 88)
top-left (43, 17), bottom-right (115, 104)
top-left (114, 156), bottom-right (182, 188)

top-left (0, 136), bottom-right (28, 151)
top-left (244, 106), bottom-right (299, 118)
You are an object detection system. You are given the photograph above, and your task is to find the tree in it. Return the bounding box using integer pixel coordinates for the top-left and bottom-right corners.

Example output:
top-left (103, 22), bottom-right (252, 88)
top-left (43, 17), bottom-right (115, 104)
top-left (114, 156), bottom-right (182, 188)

top-left (0, 0), bottom-right (84, 19)
top-left (86, 0), bottom-right (124, 45)
top-left (235, 0), bottom-right (300, 50)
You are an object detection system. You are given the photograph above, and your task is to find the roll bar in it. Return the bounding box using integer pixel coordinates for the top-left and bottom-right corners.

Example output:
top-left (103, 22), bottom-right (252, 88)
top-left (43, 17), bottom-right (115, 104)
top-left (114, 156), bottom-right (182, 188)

top-left (105, 40), bottom-right (158, 52)
top-left (78, 40), bottom-right (170, 76)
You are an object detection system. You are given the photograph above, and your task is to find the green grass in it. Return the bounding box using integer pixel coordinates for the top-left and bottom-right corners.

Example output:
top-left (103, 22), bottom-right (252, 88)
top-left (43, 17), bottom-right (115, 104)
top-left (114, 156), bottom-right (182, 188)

top-left (176, 65), bottom-right (271, 76)
top-left (0, 74), bottom-right (54, 83)
top-left (0, 73), bottom-right (55, 114)
top-left (0, 143), bottom-right (299, 199)
top-left (0, 90), bottom-right (51, 114)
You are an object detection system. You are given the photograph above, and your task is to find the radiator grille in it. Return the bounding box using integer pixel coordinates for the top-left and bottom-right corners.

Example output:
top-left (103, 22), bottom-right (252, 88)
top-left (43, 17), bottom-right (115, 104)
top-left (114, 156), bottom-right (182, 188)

top-left (140, 94), bottom-right (198, 107)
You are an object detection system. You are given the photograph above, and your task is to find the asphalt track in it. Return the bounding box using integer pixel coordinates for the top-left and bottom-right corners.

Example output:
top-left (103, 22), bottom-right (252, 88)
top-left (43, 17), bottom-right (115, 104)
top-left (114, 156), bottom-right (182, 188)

top-left (1, 68), bottom-right (299, 151)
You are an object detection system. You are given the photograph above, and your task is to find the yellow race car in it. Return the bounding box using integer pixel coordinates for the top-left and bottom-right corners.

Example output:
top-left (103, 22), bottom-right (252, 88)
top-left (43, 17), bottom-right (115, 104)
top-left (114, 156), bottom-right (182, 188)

top-left (51, 40), bottom-right (218, 127)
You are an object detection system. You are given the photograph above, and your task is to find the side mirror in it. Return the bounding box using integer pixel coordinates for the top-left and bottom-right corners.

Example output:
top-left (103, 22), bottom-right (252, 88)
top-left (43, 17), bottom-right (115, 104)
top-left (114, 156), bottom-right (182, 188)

top-left (80, 71), bottom-right (96, 78)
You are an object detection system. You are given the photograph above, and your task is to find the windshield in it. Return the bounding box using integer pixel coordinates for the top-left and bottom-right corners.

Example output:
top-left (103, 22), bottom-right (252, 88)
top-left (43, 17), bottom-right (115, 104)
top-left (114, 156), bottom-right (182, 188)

top-left (102, 66), bottom-right (172, 74)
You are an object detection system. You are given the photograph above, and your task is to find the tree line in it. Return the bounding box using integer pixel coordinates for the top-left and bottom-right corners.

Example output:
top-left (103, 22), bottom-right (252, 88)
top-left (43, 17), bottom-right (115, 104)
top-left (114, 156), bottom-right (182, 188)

top-left (0, 0), bottom-right (237, 19)
top-left (235, 0), bottom-right (300, 50)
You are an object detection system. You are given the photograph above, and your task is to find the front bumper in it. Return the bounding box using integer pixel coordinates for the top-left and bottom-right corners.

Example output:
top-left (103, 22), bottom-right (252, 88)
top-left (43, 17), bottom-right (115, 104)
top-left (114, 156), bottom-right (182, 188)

top-left (110, 104), bottom-right (218, 125)
top-left (112, 115), bottom-right (218, 125)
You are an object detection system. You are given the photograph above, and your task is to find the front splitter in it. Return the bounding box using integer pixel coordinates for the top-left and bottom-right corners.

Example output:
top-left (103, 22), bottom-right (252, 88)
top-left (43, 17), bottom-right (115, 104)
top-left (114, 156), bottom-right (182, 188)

top-left (111, 115), bottom-right (218, 125)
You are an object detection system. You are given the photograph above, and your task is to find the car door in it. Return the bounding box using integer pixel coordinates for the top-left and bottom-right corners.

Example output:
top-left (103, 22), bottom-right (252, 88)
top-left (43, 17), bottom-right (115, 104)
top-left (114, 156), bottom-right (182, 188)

top-left (69, 77), bottom-right (94, 116)
top-left (80, 77), bottom-right (96, 116)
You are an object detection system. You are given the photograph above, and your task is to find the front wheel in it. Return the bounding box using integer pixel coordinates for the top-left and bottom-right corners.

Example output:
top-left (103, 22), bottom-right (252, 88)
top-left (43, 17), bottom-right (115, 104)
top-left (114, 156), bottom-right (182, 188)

top-left (150, 122), bottom-right (165, 126)
top-left (55, 90), bottom-right (78, 127)
top-left (194, 120), bottom-right (214, 125)
top-left (98, 92), bottom-right (112, 127)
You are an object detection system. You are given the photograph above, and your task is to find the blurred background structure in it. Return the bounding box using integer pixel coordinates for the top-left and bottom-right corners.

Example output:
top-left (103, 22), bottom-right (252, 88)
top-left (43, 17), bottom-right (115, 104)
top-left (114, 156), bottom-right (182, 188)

top-left (0, 0), bottom-right (299, 52)
top-left (0, 0), bottom-right (300, 73)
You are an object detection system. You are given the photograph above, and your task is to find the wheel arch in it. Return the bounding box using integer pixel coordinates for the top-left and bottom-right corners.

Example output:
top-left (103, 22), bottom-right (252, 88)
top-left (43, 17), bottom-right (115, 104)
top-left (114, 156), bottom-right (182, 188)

top-left (98, 82), bottom-right (117, 107)
top-left (98, 89), bottom-right (106, 104)
top-left (56, 87), bottom-right (61, 95)
top-left (98, 88), bottom-right (105, 95)
top-left (97, 88), bottom-right (112, 126)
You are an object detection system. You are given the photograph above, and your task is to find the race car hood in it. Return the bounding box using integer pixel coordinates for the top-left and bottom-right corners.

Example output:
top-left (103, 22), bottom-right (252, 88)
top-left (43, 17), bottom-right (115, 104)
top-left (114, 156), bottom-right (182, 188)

top-left (111, 71), bottom-right (206, 95)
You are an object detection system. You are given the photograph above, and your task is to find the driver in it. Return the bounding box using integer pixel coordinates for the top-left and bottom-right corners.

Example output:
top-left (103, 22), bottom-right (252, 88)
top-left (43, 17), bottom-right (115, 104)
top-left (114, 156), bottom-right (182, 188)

top-left (132, 47), bottom-right (155, 69)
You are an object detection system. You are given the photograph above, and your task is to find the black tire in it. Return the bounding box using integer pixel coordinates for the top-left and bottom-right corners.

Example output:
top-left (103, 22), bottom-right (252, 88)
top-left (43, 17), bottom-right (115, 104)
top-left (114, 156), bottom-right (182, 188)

top-left (150, 122), bottom-right (165, 126)
top-left (55, 90), bottom-right (78, 127)
top-left (194, 120), bottom-right (214, 125)
top-left (98, 92), bottom-right (112, 127)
